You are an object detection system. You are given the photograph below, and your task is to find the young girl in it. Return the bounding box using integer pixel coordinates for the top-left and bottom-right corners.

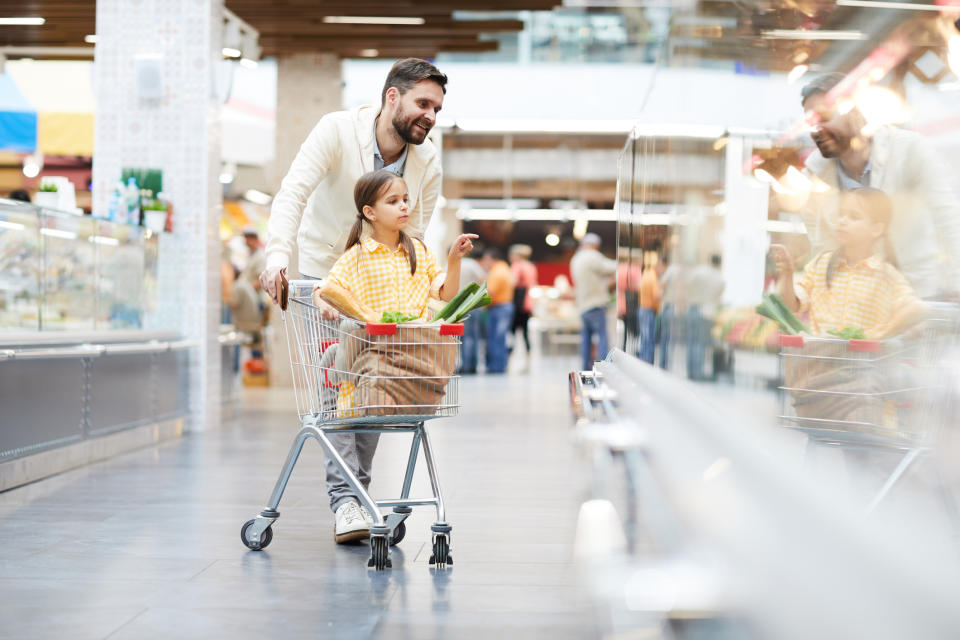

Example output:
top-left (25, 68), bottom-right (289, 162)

top-left (320, 169), bottom-right (477, 319)
top-left (771, 187), bottom-right (925, 339)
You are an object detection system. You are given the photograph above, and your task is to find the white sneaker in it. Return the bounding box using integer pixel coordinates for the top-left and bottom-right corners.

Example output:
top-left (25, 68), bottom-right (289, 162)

top-left (358, 504), bottom-right (376, 526)
top-left (334, 501), bottom-right (369, 544)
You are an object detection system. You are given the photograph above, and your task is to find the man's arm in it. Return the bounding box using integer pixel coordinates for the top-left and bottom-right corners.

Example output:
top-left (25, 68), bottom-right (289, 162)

top-left (261, 116), bottom-right (341, 302)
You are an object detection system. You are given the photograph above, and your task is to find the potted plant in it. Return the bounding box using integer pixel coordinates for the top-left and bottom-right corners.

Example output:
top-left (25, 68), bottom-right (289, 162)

top-left (143, 198), bottom-right (169, 232)
top-left (34, 182), bottom-right (59, 209)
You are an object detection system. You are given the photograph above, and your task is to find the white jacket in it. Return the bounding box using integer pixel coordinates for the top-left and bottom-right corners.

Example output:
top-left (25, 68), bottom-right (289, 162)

top-left (803, 125), bottom-right (960, 298)
top-left (265, 104), bottom-right (443, 278)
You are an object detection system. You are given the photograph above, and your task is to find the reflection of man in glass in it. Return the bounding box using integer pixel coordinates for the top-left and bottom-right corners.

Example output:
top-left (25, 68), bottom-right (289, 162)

top-left (571, 233), bottom-right (617, 371)
top-left (686, 254), bottom-right (724, 381)
top-left (801, 73), bottom-right (960, 298)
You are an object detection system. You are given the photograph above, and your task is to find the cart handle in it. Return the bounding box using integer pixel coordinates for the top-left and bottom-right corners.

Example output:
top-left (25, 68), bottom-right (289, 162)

top-left (364, 322), bottom-right (466, 336)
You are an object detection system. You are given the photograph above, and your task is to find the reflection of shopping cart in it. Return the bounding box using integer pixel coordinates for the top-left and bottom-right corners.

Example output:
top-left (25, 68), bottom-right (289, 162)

top-left (240, 281), bottom-right (461, 570)
top-left (778, 329), bottom-right (947, 513)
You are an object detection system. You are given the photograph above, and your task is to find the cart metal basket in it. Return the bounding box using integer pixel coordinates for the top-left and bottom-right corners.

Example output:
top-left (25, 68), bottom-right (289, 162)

top-left (777, 319), bottom-right (955, 514)
top-left (240, 280), bottom-right (461, 569)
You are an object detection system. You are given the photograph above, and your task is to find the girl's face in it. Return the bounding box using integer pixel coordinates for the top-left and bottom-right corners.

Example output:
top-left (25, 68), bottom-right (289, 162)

top-left (835, 197), bottom-right (884, 247)
top-left (364, 178), bottom-right (410, 232)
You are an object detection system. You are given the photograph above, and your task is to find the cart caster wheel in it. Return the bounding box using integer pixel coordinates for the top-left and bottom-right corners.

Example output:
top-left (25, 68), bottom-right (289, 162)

top-left (367, 535), bottom-right (391, 570)
top-left (389, 521), bottom-right (406, 546)
top-left (241, 519), bottom-right (273, 551)
top-left (428, 534), bottom-right (452, 568)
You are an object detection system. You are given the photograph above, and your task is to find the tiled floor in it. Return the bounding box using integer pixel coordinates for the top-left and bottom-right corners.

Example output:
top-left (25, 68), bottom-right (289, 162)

top-left (0, 353), bottom-right (597, 639)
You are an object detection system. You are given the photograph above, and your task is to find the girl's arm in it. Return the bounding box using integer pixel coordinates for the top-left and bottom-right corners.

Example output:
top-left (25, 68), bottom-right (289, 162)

top-left (869, 300), bottom-right (929, 340)
top-left (769, 244), bottom-right (800, 312)
top-left (439, 234), bottom-right (479, 301)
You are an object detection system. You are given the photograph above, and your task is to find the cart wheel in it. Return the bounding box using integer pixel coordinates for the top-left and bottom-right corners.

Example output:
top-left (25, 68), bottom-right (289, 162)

top-left (428, 534), bottom-right (452, 568)
top-left (389, 521), bottom-right (406, 546)
top-left (241, 519), bottom-right (273, 551)
top-left (367, 535), bottom-right (391, 570)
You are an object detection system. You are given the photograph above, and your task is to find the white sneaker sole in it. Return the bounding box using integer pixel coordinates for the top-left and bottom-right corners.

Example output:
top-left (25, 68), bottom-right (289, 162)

top-left (334, 527), bottom-right (370, 544)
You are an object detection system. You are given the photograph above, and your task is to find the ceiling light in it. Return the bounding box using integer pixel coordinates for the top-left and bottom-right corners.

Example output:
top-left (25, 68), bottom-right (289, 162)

top-left (572, 218), bottom-right (589, 240)
top-left (243, 189), bottom-right (272, 206)
top-left (360, 49), bottom-right (379, 57)
top-left (0, 18), bottom-right (45, 26)
top-left (239, 58), bottom-right (258, 69)
top-left (40, 228), bottom-right (78, 240)
top-left (836, 0), bottom-right (952, 10)
top-left (84, 34), bottom-right (97, 44)
top-left (545, 233), bottom-right (560, 247)
top-left (762, 30), bottom-right (867, 41)
top-left (222, 47), bottom-right (242, 58)
top-left (323, 16), bottom-right (425, 25)
top-left (89, 235), bottom-right (120, 246)
top-left (23, 154), bottom-right (42, 178)
top-left (0, 220), bottom-right (26, 230)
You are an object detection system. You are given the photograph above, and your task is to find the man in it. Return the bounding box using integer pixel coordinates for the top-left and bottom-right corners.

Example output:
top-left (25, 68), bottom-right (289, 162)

top-left (800, 73), bottom-right (960, 299)
top-left (457, 249), bottom-right (487, 374)
top-left (685, 254), bottom-right (724, 380)
top-left (259, 58), bottom-right (447, 544)
top-left (638, 251), bottom-right (661, 365)
top-left (570, 233), bottom-right (617, 372)
top-left (239, 226), bottom-right (265, 287)
top-left (479, 248), bottom-right (515, 374)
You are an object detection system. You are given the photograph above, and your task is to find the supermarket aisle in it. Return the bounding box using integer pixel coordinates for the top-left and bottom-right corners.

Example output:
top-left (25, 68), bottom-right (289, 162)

top-left (0, 353), bottom-right (595, 639)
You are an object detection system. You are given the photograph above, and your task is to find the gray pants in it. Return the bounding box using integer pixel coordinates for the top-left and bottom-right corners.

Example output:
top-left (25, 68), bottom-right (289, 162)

top-left (325, 431), bottom-right (381, 512)
top-left (301, 273), bottom-right (381, 512)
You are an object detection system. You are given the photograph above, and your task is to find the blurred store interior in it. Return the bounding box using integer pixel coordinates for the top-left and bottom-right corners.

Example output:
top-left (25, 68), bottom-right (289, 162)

top-left (2, 0), bottom-right (960, 638)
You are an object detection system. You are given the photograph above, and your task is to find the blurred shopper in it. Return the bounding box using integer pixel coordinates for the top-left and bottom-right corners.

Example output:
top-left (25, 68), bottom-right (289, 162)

top-left (617, 257), bottom-right (642, 353)
top-left (801, 73), bottom-right (960, 299)
top-left (571, 233), bottom-right (617, 371)
top-left (259, 58), bottom-right (447, 544)
top-left (685, 255), bottom-right (724, 380)
top-left (458, 249), bottom-right (487, 374)
top-left (480, 248), bottom-right (515, 374)
top-left (240, 226), bottom-right (265, 286)
top-left (658, 255), bottom-right (681, 369)
top-left (508, 244), bottom-right (538, 364)
top-left (637, 252), bottom-right (661, 364)
top-left (8, 189), bottom-right (30, 202)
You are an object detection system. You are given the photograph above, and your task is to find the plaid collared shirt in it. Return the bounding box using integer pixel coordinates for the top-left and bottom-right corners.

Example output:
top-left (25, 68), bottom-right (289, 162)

top-left (795, 251), bottom-right (918, 335)
top-left (326, 234), bottom-right (445, 319)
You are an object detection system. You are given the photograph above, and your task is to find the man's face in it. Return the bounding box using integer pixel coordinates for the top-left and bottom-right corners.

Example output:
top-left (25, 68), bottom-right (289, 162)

top-left (389, 80), bottom-right (444, 145)
top-left (803, 93), bottom-right (857, 158)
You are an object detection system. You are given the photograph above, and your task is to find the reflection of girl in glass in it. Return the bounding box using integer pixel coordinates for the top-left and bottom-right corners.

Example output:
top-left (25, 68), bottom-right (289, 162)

top-left (771, 187), bottom-right (926, 339)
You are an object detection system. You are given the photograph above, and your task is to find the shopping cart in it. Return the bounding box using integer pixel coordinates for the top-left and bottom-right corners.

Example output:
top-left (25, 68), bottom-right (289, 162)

top-left (240, 280), bottom-right (461, 570)
top-left (777, 326), bottom-right (944, 513)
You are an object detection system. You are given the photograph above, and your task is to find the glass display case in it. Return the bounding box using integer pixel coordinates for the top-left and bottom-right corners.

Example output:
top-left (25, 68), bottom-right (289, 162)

top-left (0, 200), bottom-right (160, 332)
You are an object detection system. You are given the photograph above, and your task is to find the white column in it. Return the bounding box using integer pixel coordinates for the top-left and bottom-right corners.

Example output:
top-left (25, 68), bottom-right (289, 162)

top-left (93, 0), bottom-right (223, 431)
top-left (266, 53), bottom-right (342, 387)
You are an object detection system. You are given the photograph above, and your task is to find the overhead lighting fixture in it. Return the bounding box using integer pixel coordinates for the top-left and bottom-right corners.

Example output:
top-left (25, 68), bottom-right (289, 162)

top-left (40, 228), bottom-right (78, 240)
top-left (323, 16), bottom-right (425, 25)
top-left (89, 235), bottom-right (120, 246)
top-left (0, 17), bottom-right (45, 26)
top-left (359, 49), bottom-right (379, 57)
top-left (787, 64), bottom-right (809, 85)
top-left (243, 189), bottom-right (272, 206)
top-left (22, 154), bottom-right (42, 178)
top-left (545, 233), bottom-right (560, 247)
top-left (762, 30), bottom-right (867, 41)
top-left (456, 208), bottom-right (617, 222)
top-left (84, 34), bottom-right (97, 44)
top-left (0, 220), bottom-right (26, 231)
top-left (219, 162), bottom-right (237, 185)
top-left (633, 123), bottom-right (726, 139)
top-left (836, 0), bottom-right (953, 10)
top-left (454, 119), bottom-right (635, 134)
top-left (222, 47), bottom-right (242, 58)
top-left (239, 58), bottom-right (258, 69)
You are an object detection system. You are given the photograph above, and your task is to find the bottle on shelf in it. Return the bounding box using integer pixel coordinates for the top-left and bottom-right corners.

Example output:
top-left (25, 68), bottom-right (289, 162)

top-left (125, 177), bottom-right (141, 226)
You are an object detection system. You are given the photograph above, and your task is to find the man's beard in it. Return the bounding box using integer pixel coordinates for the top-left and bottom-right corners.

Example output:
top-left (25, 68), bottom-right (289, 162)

top-left (392, 106), bottom-right (431, 145)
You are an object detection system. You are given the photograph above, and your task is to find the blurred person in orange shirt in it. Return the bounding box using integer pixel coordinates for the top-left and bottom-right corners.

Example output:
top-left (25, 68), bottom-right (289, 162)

top-left (509, 244), bottom-right (538, 362)
top-left (480, 248), bottom-right (515, 373)
top-left (638, 251), bottom-right (662, 364)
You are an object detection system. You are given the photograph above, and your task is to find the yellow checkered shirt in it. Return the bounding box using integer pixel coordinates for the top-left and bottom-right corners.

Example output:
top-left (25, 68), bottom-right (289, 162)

top-left (326, 235), bottom-right (445, 320)
top-left (795, 251), bottom-right (918, 335)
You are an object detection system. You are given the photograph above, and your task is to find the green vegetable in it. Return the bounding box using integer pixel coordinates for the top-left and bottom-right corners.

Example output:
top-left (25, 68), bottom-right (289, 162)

top-left (380, 310), bottom-right (419, 324)
top-left (828, 326), bottom-right (866, 340)
top-left (450, 282), bottom-right (491, 323)
top-left (432, 282), bottom-right (479, 322)
top-left (768, 293), bottom-right (809, 334)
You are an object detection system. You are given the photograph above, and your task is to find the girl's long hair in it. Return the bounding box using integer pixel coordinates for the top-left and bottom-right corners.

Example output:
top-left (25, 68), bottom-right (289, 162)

top-left (826, 187), bottom-right (897, 288)
top-left (345, 169), bottom-right (419, 275)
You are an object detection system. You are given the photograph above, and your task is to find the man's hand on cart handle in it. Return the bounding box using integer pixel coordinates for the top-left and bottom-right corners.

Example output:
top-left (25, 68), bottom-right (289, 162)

top-left (260, 266), bottom-right (287, 305)
top-left (312, 285), bottom-right (341, 321)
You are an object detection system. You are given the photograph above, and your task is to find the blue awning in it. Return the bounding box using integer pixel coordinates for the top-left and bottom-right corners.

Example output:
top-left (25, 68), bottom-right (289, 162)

top-left (0, 73), bottom-right (37, 152)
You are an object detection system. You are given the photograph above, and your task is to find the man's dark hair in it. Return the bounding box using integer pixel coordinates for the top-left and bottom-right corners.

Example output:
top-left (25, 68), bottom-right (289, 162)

top-left (482, 248), bottom-right (501, 261)
top-left (710, 254), bottom-right (721, 267)
top-left (800, 72), bottom-right (845, 105)
top-left (381, 58), bottom-right (447, 106)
